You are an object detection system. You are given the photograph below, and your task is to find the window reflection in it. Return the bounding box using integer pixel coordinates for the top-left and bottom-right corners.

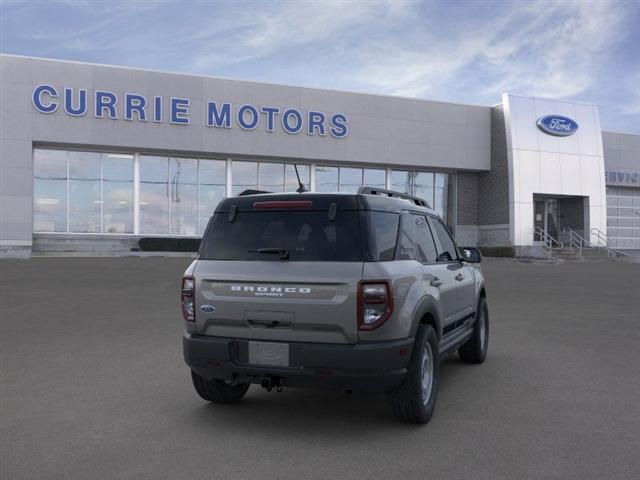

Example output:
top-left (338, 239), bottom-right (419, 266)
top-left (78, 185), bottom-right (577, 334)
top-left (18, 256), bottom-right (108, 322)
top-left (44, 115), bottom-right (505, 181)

top-left (198, 159), bottom-right (226, 234)
top-left (170, 158), bottom-right (197, 236)
top-left (32, 150), bottom-right (452, 236)
top-left (339, 168), bottom-right (363, 193)
top-left (414, 172), bottom-right (435, 209)
top-left (390, 170), bottom-right (412, 194)
top-left (102, 154), bottom-right (133, 233)
top-left (34, 149), bottom-right (67, 232)
top-left (259, 162), bottom-right (284, 192)
top-left (140, 156), bottom-right (169, 234)
top-left (434, 173), bottom-right (448, 219)
top-left (364, 169), bottom-right (386, 189)
top-left (315, 166), bottom-right (338, 192)
top-left (69, 151), bottom-right (101, 233)
top-left (232, 161), bottom-right (258, 195)
top-left (285, 164), bottom-right (310, 192)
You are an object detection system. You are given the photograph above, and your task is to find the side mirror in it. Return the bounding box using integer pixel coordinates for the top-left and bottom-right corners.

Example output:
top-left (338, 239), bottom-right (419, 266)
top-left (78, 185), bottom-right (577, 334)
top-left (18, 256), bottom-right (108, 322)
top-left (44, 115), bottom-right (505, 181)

top-left (460, 247), bottom-right (482, 263)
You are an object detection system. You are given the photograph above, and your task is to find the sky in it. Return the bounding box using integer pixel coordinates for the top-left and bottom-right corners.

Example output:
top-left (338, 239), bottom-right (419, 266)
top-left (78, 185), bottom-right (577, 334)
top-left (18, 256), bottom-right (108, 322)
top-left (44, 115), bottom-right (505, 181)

top-left (1, 0), bottom-right (639, 132)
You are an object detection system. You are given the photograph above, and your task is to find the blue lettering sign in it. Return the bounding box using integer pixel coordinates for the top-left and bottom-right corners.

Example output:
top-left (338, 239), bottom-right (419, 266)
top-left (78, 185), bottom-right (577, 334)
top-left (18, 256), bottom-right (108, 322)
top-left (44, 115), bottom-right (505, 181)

top-left (207, 102), bottom-right (232, 128)
top-left (64, 88), bottom-right (87, 116)
top-left (32, 84), bottom-right (59, 113)
top-left (536, 115), bottom-right (578, 137)
top-left (95, 91), bottom-right (117, 119)
top-left (170, 98), bottom-right (190, 124)
top-left (282, 108), bottom-right (303, 134)
top-left (308, 111), bottom-right (326, 136)
top-left (237, 104), bottom-right (259, 130)
top-left (30, 84), bottom-right (349, 139)
top-left (153, 96), bottom-right (162, 123)
top-left (125, 94), bottom-right (147, 121)
top-left (261, 106), bottom-right (280, 132)
top-left (330, 113), bottom-right (348, 138)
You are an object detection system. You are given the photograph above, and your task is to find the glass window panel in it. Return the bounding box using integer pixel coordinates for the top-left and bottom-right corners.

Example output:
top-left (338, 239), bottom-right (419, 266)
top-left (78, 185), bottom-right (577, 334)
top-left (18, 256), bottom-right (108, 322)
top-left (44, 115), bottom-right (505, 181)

top-left (390, 170), bottom-right (412, 194)
top-left (414, 172), bottom-right (434, 209)
top-left (140, 155), bottom-right (169, 234)
top-left (339, 167), bottom-right (363, 193)
top-left (198, 159), bottom-right (226, 235)
top-left (364, 169), bottom-right (386, 189)
top-left (315, 166), bottom-right (339, 192)
top-left (68, 151), bottom-right (101, 233)
top-left (232, 161), bottom-right (258, 195)
top-left (102, 154), bottom-right (133, 234)
top-left (169, 157), bottom-right (197, 236)
top-left (285, 164), bottom-right (310, 192)
top-left (259, 162), bottom-right (285, 191)
top-left (33, 149), bottom-right (67, 232)
top-left (434, 173), bottom-right (448, 220)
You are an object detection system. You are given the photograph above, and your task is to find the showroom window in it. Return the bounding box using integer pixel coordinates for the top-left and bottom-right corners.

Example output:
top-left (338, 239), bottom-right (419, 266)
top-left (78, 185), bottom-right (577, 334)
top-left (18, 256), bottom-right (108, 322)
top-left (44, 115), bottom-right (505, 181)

top-left (139, 155), bottom-right (169, 234)
top-left (101, 154), bottom-right (134, 234)
top-left (169, 157), bottom-right (198, 236)
top-left (231, 161), bottom-right (258, 195)
top-left (285, 164), bottom-right (310, 192)
top-left (33, 149), bottom-right (68, 233)
top-left (68, 151), bottom-right (101, 233)
top-left (33, 148), bottom-right (455, 236)
top-left (315, 166), bottom-right (339, 192)
top-left (390, 170), bottom-right (412, 194)
top-left (198, 159), bottom-right (226, 234)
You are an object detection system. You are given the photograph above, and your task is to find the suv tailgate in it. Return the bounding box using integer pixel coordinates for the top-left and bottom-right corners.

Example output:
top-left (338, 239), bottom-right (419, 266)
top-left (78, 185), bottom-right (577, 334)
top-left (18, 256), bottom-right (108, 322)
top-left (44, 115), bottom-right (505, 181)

top-left (194, 261), bottom-right (362, 344)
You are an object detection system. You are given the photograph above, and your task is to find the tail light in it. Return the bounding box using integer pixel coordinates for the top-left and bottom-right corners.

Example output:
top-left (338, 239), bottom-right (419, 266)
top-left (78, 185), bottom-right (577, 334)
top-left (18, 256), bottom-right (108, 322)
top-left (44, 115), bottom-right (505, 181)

top-left (181, 276), bottom-right (195, 322)
top-left (358, 280), bottom-right (393, 331)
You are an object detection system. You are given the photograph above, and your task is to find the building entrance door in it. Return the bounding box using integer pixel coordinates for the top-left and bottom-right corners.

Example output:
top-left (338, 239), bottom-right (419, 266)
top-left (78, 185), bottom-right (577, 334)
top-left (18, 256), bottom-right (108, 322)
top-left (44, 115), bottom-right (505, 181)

top-left (533, 198), bottom-right (559, 242)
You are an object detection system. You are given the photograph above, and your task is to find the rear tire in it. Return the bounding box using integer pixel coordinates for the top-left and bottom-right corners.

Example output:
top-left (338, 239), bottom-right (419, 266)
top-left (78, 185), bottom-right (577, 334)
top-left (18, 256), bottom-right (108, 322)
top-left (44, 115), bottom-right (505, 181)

top-left (191, 371), bottom-right (250, 403)
top-left (387, 325), bottom-right (439, 424)
top-left (459, 297), bottom-right (489, 364)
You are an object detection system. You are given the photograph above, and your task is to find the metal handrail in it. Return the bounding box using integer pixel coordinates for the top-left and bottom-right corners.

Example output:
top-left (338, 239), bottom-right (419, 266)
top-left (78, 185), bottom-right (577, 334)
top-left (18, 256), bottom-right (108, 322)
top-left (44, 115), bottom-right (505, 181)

top-left (563, 227), bottom-right (586, 259)
top-left (535, 226), bottom-right (563, 257)
top-left (590, 227), bottom-right (628, 259)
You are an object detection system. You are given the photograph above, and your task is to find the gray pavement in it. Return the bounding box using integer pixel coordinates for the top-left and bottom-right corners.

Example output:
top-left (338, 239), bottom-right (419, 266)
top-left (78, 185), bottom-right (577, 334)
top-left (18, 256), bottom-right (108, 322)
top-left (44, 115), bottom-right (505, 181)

top-left (1, 257), bottom-right (640, 480)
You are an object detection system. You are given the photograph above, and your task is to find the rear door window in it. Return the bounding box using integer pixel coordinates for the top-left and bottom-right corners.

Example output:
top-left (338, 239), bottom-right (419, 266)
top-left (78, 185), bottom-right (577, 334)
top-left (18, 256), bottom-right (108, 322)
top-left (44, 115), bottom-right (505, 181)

top-left (200, 211), bottom-right (363, 261)
top-left (412, 215), bottom-right (438, 263)
top-left (428, 216), bottom-right (459, 262)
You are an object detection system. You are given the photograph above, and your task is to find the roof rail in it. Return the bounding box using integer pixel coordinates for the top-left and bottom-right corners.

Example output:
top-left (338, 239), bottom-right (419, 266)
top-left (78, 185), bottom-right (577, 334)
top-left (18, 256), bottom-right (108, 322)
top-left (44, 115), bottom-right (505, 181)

top-left (357, 186), bottom-right (431, 208)
top-left (237, 189), bottom-right (272, 196)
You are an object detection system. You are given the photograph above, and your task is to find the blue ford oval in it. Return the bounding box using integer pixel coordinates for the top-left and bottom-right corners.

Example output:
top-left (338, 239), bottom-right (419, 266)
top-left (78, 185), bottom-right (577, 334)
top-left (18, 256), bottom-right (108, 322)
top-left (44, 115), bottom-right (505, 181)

top-left (536, 115), bottom-right (579, 137)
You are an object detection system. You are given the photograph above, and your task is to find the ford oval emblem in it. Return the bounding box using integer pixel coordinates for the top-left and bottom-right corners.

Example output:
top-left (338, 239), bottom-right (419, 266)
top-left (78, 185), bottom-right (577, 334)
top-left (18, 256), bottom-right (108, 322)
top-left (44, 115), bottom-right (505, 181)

top-left (200, 304), bottom-right (216, 313)
top-left (536, 115), bottom-right (578, 137)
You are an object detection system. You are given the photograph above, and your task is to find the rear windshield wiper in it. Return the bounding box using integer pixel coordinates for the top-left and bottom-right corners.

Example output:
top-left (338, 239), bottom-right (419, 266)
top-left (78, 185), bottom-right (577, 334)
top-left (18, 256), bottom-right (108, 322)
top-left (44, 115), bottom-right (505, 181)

top-left (249, 247), bottom-right (290, 259)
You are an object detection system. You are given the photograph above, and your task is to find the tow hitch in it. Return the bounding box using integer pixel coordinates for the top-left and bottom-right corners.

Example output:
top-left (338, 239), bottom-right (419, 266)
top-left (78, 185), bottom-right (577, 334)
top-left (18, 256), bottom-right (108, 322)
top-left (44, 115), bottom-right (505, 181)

top-left (260, 376), bottom-right (284, 392)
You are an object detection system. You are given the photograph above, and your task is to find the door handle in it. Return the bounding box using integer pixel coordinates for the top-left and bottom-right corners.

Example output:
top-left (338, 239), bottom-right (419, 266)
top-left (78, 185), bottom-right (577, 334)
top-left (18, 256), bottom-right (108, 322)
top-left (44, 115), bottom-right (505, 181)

top-left (455, 273), bottom-right (465, 281)
top-left (430, 277), bottom-right (443, 287)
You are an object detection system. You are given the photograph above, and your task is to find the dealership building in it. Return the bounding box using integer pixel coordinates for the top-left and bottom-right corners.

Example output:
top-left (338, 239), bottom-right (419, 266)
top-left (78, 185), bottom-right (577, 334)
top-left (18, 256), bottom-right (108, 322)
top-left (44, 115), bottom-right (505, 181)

top-left (1, 54), bottom-right (639, 258)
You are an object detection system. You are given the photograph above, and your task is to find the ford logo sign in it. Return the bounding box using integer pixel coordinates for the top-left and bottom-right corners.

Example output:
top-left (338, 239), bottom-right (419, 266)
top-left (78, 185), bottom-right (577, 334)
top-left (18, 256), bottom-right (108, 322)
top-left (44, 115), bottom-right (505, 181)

top-left (200, 305), bottom-right (216, 313)
top-left (536, 115), bottom-right (579, 137)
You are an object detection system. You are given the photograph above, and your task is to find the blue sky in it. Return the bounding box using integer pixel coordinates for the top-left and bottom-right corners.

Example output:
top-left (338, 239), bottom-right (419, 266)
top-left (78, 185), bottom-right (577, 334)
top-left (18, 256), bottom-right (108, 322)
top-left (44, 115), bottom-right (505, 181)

top-left (1, 0), bottom-right (639, 131)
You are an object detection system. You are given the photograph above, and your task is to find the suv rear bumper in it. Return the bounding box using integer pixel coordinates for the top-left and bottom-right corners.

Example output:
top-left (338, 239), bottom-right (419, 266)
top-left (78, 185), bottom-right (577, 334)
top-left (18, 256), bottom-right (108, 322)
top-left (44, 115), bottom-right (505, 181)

top-left (183, 333), bottom-right (414, 393)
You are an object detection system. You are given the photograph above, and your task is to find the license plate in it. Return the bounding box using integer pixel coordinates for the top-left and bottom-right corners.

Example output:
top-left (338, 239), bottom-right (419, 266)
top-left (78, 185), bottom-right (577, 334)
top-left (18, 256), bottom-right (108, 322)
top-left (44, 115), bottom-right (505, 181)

top-left (248, 341), bottom-right (289, 367)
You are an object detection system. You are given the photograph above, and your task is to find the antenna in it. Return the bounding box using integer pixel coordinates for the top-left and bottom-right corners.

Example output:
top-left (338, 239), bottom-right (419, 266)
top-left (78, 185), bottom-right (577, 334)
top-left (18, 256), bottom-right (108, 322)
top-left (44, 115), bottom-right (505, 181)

top-left (293, 164), bottom-right (307, 193)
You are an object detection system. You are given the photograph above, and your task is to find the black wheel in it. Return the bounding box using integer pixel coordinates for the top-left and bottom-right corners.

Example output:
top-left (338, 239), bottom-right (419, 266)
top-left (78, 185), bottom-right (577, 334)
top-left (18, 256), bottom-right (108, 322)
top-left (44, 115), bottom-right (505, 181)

top-left (387, 325), bottom-right (440, 424)
top-left (191, 371), bottom-right (250, 404)
top-left (459, 297), bottom-right (489, 364)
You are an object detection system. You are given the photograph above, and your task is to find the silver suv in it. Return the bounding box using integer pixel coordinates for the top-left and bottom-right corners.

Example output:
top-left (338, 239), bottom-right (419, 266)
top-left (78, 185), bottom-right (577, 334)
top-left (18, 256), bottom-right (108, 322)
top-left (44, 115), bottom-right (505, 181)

top-left (182, 187), bottom-right (488, 424)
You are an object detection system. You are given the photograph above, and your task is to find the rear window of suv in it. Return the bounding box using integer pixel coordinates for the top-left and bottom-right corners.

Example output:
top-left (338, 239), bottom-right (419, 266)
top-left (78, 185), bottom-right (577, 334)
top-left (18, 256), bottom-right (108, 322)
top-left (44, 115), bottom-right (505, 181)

top-left (200, 211), bottom-right (364, 262)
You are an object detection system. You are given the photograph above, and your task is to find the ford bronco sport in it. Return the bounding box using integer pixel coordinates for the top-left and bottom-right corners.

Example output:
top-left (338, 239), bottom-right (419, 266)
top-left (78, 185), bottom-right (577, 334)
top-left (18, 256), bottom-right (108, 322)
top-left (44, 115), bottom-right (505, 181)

top-left (182, 187), bottom-right (488, 424)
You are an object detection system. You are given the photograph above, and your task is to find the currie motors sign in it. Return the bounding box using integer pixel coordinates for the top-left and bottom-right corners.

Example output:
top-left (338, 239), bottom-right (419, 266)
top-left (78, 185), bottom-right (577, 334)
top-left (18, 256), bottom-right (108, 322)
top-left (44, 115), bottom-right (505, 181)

top-left (536, 115), bottom-right (579, 137)
top-left (31, 84), bottom-right (349, 139)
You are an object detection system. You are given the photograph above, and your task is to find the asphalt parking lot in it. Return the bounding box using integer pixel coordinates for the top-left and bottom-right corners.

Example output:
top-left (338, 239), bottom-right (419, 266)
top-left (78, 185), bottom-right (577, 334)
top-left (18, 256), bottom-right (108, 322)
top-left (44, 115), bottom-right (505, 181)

top-left (1, 257), bottom-right (640, 480)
